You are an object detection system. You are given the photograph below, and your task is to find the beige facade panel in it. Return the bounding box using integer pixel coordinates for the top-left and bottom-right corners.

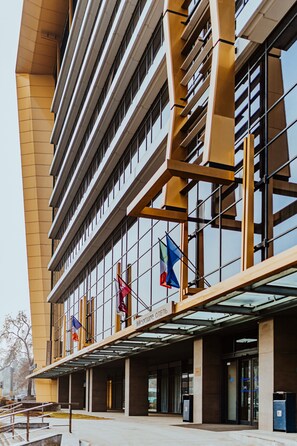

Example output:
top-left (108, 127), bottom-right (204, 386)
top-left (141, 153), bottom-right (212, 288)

top-left (18, 97), bottom-right (52, 113)
top-left (23, 186), bottom-right (52, 200)
top-left (29, 279), bottom-right (51, 293)
top-left (26, 225), bottom-right (51, 238)
top-left (19, 120), bottom-right (53, 135)
top-left (16, 73), bottom-right (54, 402)
top-left (27, 252), bottom-right (51, 264)
top-left (25, 209), bottom-right (53, 222)
top-left (30, 291), bottom-right (49, 304)
top-left (26, 233), bottom-right (51, 248)
top-left (22, 153), bottom-right (53, 167)
top-left (21, 141), bottom-right (54, 155)
top-left (16, 0), bottom-right (68, 75)
top-left (35, 379), bottom-right (57, 403)
top-left (22, 164), bottom-right (51, 178)
top-left (28, 257), bottom-right (51, 271)
top-left (24, 198), bottom-right (51, 212)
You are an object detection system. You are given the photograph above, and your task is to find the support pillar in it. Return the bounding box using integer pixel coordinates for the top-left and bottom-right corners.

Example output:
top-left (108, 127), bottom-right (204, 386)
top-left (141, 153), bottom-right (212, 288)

top-left (125, 358), bottom-right (148, 416)
top-left (70, 371), bottom-right (85, 410)
top-left (259, 319), bottom-right (274, 431)
top-left (259, 316), bottom-right (297, 431)
top-left (193, 339), bottom-right (203, 423)
top-left (193, 336), bottom-right (222, 423)
top-left (92, 367), bottom-right (108, 412)
top-left (58, 375), bottom-right (69, 404)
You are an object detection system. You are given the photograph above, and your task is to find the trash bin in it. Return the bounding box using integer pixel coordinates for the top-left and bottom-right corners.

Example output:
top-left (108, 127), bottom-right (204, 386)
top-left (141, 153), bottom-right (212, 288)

top-left (273, 392), bottom-right (296, 433)
top-left (182, 394), bottom-right (193, 422)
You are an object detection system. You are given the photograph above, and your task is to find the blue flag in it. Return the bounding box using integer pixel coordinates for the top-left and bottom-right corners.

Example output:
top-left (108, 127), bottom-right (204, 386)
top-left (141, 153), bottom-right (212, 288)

top-left (72, 316), bottom-right (82, 330)
top-left (166, 234), bottom-right (182, 288)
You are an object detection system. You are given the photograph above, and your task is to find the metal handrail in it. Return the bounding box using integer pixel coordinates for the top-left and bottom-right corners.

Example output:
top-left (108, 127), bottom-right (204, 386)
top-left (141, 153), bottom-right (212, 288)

top-left (0, 401), bottom-right (75, 443)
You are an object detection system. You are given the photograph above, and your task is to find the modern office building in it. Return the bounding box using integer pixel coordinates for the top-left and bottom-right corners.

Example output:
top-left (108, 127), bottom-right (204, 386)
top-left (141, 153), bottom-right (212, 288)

top-left (16, 0), bottom-right (297, 430)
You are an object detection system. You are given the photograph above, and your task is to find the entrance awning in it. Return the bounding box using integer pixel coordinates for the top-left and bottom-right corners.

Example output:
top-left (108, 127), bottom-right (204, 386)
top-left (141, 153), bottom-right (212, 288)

top-left (30, 246), bottom-right (297, 379)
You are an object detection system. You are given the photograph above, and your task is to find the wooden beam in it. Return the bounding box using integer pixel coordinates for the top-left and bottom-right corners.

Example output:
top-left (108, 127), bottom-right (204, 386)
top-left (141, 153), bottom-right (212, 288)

top-left (183, 287), bottom-right (204, 296)
top-left (139, 207), bottom-right (187, 222)
top-left (273, 180), bottom-right (297, 198)
top-left (167, 159), bottom-right (234, 183)
top-left (127, 159), bottom-right (234, 219)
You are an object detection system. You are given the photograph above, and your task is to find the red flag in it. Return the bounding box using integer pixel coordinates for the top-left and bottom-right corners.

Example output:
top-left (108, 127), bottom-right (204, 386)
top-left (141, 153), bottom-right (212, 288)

top-left (115, 275), bottom-right (131, 314)
top-left (72, 331), bottom-right (79, 342)
top-left (71, 316), bottom-right (82, 342)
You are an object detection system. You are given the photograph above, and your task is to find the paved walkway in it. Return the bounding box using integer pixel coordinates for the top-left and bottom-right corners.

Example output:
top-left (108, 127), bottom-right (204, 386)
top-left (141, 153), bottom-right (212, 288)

top-left (25, 412), bottom-right (297, 446)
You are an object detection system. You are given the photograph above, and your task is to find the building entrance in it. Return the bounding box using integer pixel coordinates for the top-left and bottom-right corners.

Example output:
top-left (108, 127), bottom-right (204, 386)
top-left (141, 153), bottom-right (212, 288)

top-left (226, 356), bottom-right (259, 425)
top-left (148, 360), bottom-right (193, 415)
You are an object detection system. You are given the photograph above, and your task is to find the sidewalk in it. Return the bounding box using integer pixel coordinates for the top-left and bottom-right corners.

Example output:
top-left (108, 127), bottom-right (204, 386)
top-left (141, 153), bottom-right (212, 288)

top-left (27, 412), bottom-right (297, 446)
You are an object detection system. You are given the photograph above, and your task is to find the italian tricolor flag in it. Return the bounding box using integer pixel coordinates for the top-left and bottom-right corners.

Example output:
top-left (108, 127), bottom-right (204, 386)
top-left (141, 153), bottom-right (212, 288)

top-left (159, 240), bottom-right (171, 288)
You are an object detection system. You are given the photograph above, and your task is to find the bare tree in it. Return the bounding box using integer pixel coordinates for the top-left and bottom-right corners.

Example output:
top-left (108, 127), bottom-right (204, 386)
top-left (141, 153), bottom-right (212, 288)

top-left (0, 311), bottom-right (34, 397)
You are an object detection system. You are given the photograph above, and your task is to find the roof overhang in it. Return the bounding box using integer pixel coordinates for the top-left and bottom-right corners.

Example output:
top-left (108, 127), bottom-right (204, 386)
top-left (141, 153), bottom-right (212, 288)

top-left (16, 0), bottom-right (68, 74)
top-left (30, 244), bottom-right (297, 379)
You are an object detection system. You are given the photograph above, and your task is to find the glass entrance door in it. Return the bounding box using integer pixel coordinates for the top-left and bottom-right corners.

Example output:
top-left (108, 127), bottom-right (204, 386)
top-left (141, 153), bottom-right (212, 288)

top-left (226, 357), bottom-right (259, 425)
top-left (240, 357), bottom-right (258, 425)
top-left (240, 358), bottom-right (251, 423)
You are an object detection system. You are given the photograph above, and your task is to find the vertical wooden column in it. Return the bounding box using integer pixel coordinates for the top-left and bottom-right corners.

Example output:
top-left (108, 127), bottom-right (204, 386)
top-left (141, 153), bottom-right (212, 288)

top-left (180, 222), bottom-right (188, 300)
top-left (203, 0), bottom-right (235, 169)
top-left (115, 263), bottom-right (121, 332)
top-left (78, 296), bottom-right (87, 349)
top-left (63, 315), bottom-right (67, 358)
top-left (162, 0), bottom-right (188, 212)
top-left (241, 134), bottom-right (254, 271)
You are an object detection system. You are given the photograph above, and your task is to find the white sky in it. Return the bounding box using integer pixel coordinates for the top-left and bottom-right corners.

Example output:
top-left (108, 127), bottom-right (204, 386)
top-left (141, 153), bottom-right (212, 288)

top-left (0, 1), bottom-right (30, 325)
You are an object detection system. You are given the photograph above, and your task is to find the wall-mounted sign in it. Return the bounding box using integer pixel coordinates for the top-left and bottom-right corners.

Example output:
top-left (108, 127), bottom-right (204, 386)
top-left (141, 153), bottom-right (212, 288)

top-left (134, 302), bottom-right (174, 329)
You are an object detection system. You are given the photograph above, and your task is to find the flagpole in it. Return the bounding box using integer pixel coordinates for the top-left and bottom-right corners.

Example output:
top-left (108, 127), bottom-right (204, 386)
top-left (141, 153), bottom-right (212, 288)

top-left (161, 236), bottom-right (198, 278)
top-left (165, 232), bottom-right (211, 287)
top-left (119, 275), bottom-right (150, 311)
top-left (116, 276), bottom-right (150, 312)
top-left (71, 316), bottom-right (97, 343)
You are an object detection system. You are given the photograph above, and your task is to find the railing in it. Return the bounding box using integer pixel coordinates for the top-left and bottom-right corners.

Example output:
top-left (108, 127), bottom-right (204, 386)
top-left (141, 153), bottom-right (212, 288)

top-left (0, 402), bottom-right (76, 444)
top-left (0, 402), bottom-right (23, 415)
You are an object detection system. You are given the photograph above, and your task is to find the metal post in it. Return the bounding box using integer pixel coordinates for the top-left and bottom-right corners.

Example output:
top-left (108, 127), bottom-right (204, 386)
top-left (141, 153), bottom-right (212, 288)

top-left (26, 411), bottom-right (30, 442)
top-left (12, 407), bottom-right (15, 439)
top-left (69, 403), bottom-right (72, 433)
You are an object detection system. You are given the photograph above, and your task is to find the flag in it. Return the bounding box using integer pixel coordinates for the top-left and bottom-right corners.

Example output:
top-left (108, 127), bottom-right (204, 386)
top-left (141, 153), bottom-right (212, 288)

top-left (165, 234), bottom-right (182, 288)
top-left (115, 275), bottom-right (131, 314)
top-left (159, 240), bottom-right (171, 288)
top-left (71, 316), bottom-right (82, 342)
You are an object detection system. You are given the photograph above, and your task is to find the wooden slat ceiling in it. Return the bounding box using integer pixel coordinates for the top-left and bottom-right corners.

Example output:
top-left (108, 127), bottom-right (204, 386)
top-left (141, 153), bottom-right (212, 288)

top-left (16, 0), bottom-right (68, 74)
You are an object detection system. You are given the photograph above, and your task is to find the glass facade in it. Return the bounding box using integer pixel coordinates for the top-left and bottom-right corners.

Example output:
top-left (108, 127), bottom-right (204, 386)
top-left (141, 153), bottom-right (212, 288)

top-left (52, 3), bottom-right (297, 408)
top-left (186, 4), bottom-right (297, 285)
top-left (52, 84), bottom-right (170, 285)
